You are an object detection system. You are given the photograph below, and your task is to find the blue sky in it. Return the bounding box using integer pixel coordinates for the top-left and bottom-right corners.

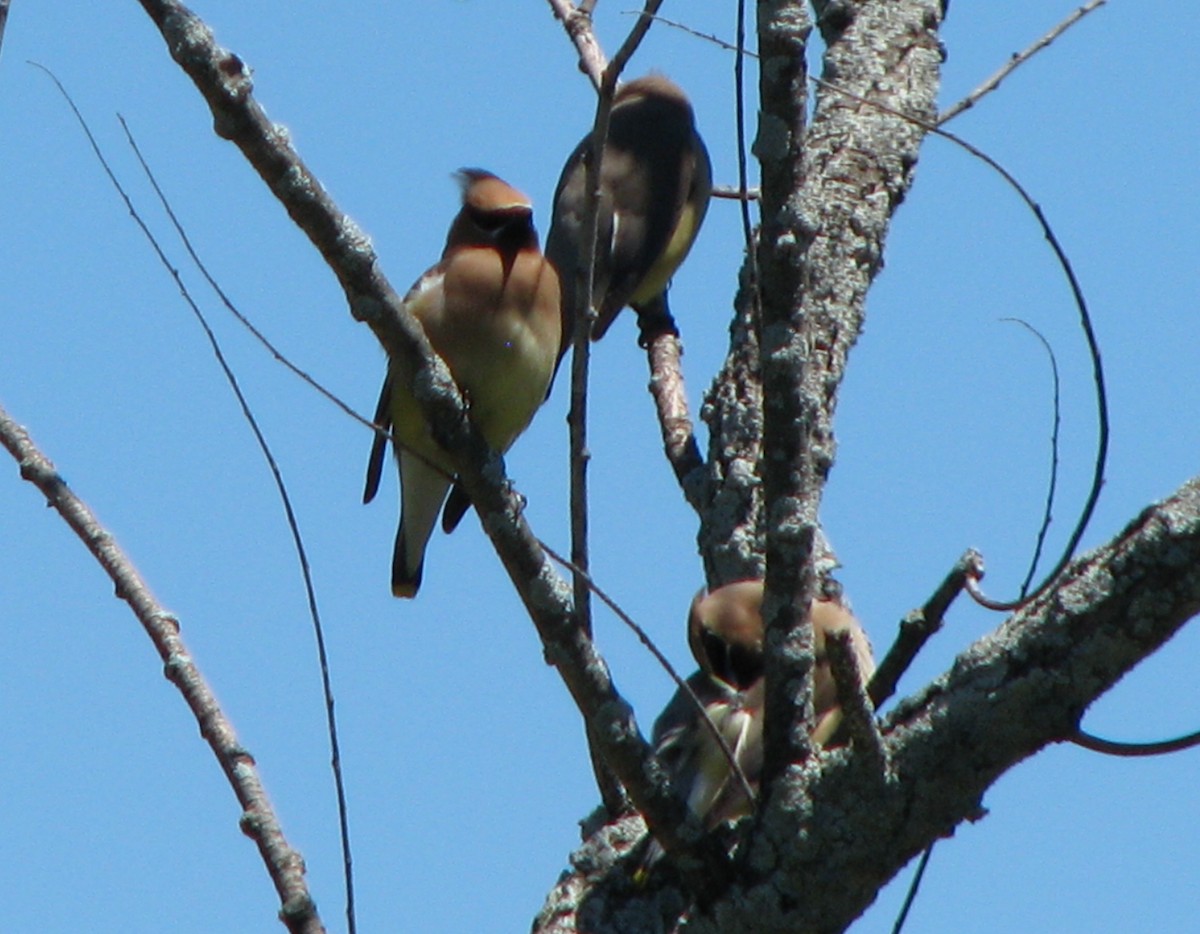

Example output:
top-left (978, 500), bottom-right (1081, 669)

top-left (2, 2), bottom-right (1198, 932)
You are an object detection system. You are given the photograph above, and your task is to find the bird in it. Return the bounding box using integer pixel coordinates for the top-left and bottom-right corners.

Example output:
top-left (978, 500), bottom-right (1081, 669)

top-left (362, 169), bottom-right (562, 598)
top-left (646, 580), bottom-right (876, 868)
top-left (544, 74), bottom-right (712, 369)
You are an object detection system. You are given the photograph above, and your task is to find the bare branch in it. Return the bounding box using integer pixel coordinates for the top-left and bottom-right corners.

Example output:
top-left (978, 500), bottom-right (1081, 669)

top-left (938, 1), bottom-right (1108, 125)
top-left (824, 628), bottom-right (885, 767)
top-left (0, 405), bottom-right (324, 934)
top-left (605, 0), bottom-right (664, 82)
top-left (547, 0), bottom-right (606, 88)
top-left (644, 330), bottom-right (707, 510)
top-left (711, 185), bottom-right (759, 200)
top-left (869, 550), bottom-right (983, 709)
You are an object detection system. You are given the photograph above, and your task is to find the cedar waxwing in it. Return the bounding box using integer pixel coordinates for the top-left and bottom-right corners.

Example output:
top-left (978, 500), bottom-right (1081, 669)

top-left (645, 580), bottom-right (876, 868)
top-left (545, 74), bottom-right (712, 366)
top-left (362, 169), bottom-right (561, 598)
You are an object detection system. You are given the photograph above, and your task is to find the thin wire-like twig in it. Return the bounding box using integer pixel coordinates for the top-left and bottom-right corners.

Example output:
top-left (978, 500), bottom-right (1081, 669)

top-left (1000, 318), bottom-right (1062, 599)
top-left (0, 405), bottom-right (323, 932)
top-left (116, 116), bottom-right (358, 934)
top-left (627, 10), bottom-right (755, 57)
top-left (810, 73), bottom-right (1108, 613)
top-left (938, 1), bottom-right (1108, 125)
top-left (891, 842), bottom-right (935, 934)
top-left (1072, 728), bottom-right (1200, 757)
top-left (734, 0), bottom-right (758, 287)
top-left (539, 540), bottom-right (757, 810)
top-left (30, 63), bottom-right (330, 931)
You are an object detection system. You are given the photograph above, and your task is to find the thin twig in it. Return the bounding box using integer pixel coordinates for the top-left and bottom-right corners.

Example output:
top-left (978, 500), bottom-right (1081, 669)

top-left (891, 842), bottom-right (936, 934)
top-left (628, 11), bottom-right (757, 58)
top-left (116, 116), bottom-right (358, 934)
top-left (1001, 318), bottom-right (1062, 599)
top-left (0, 406), bottom-right (323, 934)
top-left (734, 0), bottom-right (758, 295)
top-left (43, 67), bottom-right (353, 926)
top-left (644, 331), bottom-right (707, 510)
top-left (547, 0), bottom-right (606, 88)
top-left (560, 0), bottom-right (669, 819)
top-left (868, 550), bottom-right (983, 709)
top-left (605, 0), bottom-right (664, 82)
top-left (938, 1), bottom-right (1108, 125)
top-left (539, 539), bottom-right (756, 809)
top-left (32, 62), bottom-right (332, 930)
top-left (712, 185), bottom-right (760, 201)
top-left (566, 36), bottom-right (616, 816)
top-left (823, 630), bottom-right (884, 766)
top-left (1071, 728), bottom-right (1200, 757)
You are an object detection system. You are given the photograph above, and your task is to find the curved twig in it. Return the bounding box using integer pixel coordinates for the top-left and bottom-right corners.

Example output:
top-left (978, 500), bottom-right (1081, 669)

top-left (810, 73), bottom-right (1109, 614)
top-left (31, 63), bottom-right (335, 931)
top-left (1000, 318), bottom-right (1062, 599)
top-left (1071, 728), bottom-right (1200, 757)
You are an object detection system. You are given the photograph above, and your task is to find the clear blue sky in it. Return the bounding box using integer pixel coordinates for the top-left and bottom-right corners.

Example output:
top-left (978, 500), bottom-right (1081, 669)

top-left (2, 2), bottom-right (1197, 932)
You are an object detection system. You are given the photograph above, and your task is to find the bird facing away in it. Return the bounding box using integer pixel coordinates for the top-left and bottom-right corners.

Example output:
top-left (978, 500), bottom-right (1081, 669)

top-left (545, 74), bottom-right (712, 368)
top-left (362, 170), bottom-right (562, 598)
top-left (652, 580), bottom-right (876, 843)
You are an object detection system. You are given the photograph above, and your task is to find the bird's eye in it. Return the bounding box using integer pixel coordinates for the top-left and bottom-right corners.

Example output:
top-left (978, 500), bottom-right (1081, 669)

top-left (469, 205), bottom-right (530, 233)
top-left (703, 631), bottom-right (761, 689)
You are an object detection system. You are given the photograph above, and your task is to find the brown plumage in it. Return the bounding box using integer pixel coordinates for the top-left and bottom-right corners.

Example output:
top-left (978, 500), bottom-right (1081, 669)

top-left (362, 170), bottom-right (561, 597)
top-left (651, 580), bottom-right (876, 846)
top-left (545, 74), bottom-right (711, 370)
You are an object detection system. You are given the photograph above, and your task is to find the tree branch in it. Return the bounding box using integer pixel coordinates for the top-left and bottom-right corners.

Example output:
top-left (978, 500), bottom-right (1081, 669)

top-left (869, 549), bottom-right (983, 708)
top-left (938, 0), bottom-right (1108, 125)
top-left (546, 0), bottom-right (606, 88)
top-left (0, 405), bottom-right (324, 934)
top-left (756, 0), bottom-right (945, 785)
top-left (644, 330), bottom-right (707, 510)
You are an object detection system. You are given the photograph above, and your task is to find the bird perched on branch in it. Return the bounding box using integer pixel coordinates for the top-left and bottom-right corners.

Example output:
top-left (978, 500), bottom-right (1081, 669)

top-left (545, 74), bottom-right (711, 366)
top-left (362, 170), bottom-right (561, 597)
top-left (646, 579), bottom-right (875, 869)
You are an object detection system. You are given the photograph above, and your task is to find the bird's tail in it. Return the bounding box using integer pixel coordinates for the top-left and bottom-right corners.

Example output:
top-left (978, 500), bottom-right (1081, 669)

top-left (392, 454), bottom-right (452, 598)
